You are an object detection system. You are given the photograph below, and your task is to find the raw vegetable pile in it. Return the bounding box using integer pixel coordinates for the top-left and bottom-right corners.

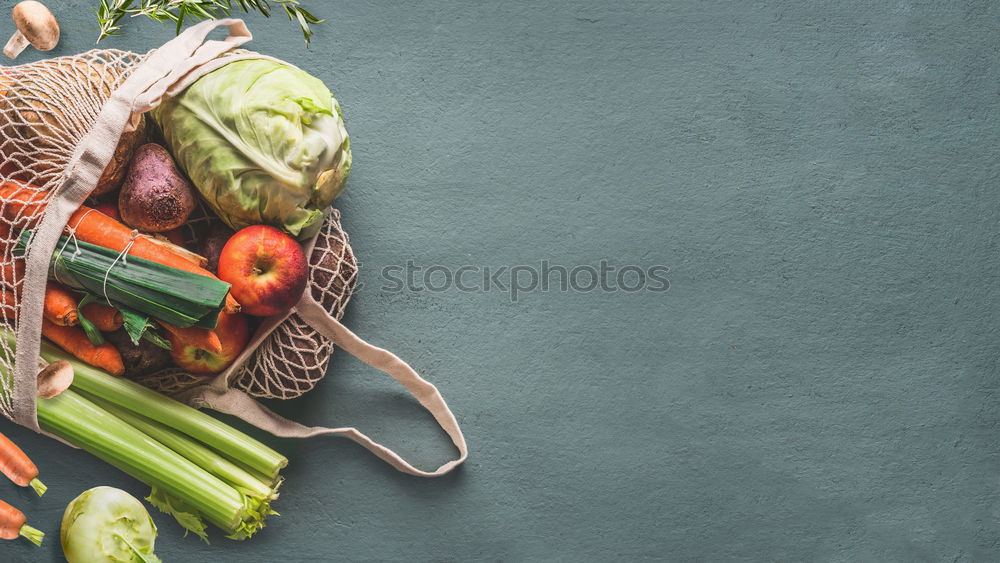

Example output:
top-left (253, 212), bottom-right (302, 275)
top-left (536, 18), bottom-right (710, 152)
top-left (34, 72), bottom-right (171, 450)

top-left (0, 52), bottom-right (351, 548)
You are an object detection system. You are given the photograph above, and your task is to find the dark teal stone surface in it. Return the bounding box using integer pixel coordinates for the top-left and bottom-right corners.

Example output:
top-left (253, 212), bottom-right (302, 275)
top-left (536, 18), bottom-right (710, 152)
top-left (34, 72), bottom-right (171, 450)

top-left (1, 1), bottom-right (998, 561)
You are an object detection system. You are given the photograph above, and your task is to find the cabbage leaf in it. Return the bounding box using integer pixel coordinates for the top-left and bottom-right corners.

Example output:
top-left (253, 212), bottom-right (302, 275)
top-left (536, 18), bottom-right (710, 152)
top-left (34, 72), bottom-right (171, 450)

top-left (154, 59), bottom-right (351, 238)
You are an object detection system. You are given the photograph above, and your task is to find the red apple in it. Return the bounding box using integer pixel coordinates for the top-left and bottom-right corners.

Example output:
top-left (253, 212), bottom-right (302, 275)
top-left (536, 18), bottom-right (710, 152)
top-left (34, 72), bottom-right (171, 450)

top-left (169, 312), bottom-right (249, 375)
top-left (217, 225), bottom-right (308, 317)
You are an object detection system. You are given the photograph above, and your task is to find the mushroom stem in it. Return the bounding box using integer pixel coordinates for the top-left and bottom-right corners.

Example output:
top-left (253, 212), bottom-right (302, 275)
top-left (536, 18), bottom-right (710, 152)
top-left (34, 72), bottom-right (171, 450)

top-left (3, 30), bottom-right (28, 59)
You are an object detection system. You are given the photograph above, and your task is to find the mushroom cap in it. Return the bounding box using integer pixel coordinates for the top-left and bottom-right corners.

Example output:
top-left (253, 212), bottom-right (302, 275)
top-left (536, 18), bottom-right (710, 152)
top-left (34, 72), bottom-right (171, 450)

top-left (36, 359), bottom-right (73, 399)
top-left (12, 1), bottom-right (59, 51)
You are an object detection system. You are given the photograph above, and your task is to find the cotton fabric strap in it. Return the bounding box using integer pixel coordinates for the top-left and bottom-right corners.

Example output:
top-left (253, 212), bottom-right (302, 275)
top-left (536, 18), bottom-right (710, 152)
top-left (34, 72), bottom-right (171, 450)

top-left (186, 290), bottom-right (468, 477)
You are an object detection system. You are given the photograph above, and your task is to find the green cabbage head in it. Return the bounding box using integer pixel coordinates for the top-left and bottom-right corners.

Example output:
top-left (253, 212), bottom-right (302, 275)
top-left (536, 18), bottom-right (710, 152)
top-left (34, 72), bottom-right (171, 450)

top-left (61, 486), bottom-right (161, 563)
top-left (154, 58), bottom-right (351, 238)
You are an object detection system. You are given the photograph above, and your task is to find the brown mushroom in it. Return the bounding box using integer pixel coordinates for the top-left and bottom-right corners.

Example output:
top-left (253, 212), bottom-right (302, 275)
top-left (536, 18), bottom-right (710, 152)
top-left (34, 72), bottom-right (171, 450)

top-left (3, 1), bottom-right (59, 60)
top-left (35, 359), bottom-right (73, 399)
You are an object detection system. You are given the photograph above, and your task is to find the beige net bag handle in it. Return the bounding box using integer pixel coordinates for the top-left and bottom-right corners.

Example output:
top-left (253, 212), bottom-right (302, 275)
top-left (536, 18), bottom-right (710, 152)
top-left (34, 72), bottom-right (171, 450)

top-left (189, 292), bottom-right (469, 477)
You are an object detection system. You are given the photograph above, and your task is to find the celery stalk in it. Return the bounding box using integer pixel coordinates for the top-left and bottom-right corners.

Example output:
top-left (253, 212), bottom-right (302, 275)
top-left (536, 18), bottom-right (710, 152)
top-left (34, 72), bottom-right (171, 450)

top-left (0, 329), bottom-right (283, 540)
top-left (86, 394), bottom-right (279, 502)
top-left (38, 341), bottom-right (287, 479)
top-left (36, 389), bottom-right (267, 538)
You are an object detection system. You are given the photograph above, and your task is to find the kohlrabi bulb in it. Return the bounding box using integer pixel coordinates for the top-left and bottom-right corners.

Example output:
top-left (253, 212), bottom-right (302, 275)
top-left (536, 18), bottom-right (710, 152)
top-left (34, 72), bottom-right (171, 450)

top-left (61, 486), bottom-right (161, 563)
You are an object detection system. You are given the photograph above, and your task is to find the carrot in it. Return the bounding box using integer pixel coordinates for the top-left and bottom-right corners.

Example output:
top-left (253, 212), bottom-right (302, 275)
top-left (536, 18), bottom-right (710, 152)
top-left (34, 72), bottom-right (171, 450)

top-left (0, 222), bottom-right (13, 262)
top-left (97, 205), bottom-right (198, 263)
top-left (0, 181), bottom-right (48, 227)
top-left (144, 233), bottom-right (204, 267)
top-left (0, 432), bottom-right (45, 496)
top-left (41, 318), bottom-right (124, 376)
top-left (64, 205), bottom-right (240, 313)
top-left (0, 291), bottom-right (15, 319)
top-left (0, 184), bottom-right (237, 310)
top-left (42, 283), bottom-right (78, 326)
top-left (0, 259), bottom-right (24, 288)
top-left (80, 302), bottom-right (123, 332)
top-left (0, 499), bottom-right (43, 546)
top-left (91, 202), bottom-right (120, 222)
top-left (157, 321), bottom-right (223, 355)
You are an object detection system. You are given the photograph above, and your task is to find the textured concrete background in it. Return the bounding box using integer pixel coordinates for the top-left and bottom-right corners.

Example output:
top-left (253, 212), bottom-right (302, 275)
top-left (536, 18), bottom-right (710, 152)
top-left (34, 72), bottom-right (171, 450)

top-left (2, 1), bottom-right (999, 561)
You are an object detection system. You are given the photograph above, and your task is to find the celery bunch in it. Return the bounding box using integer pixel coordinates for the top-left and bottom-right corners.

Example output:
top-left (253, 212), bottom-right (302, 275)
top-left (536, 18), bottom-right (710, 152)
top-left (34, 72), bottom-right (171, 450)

top-left (6, 332), bottom-right (286, 540)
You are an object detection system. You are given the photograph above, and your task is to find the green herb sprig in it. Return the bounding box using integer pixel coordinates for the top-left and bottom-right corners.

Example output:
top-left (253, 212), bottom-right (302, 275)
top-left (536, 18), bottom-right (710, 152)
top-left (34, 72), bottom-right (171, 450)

top-left (96, 0), bottom-right (323, 45)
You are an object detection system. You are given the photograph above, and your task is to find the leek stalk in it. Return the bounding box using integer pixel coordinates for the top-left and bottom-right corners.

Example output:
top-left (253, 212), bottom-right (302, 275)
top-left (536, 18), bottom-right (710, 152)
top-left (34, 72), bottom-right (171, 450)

top-left (18, 232), bottom-right (229, 328)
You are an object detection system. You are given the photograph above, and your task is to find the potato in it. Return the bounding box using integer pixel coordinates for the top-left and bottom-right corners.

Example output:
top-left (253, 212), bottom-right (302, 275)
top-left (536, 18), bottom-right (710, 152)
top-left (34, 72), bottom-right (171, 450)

top-left (0, 59), bottom-right (146, 192)
top-left (92, 115), bottom-right (148, 195)
top-left (119, 143), bottom-right (197, 232)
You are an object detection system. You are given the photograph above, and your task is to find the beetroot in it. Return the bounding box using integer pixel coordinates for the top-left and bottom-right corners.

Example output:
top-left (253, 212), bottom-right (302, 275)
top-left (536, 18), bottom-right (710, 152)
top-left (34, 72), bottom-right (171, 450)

top-left (119, 143), bottom-right (196, 232)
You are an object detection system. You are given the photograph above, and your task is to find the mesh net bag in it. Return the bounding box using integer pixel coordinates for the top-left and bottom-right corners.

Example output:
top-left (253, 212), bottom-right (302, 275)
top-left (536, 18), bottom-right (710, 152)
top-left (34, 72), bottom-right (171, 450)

top-left (0, 20), bottom-right (466, 477)
top-left (132, 210), bottom-right (359, 399)
top-left (233, 213), bottom-right (358, 398)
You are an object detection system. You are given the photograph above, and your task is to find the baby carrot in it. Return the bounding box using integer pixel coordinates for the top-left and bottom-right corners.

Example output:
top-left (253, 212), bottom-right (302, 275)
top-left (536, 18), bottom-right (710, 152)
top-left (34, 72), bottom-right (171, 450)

top-left (0, 432), bottom-right (45, 496)
top-left (42, 283), bottom-right (78, 327)
top-left (41, 319), bottom-right (124, 377)
top-left (80, 302), bottom-right (123, 332)
top-left (0, 499), bottom-right (43, 546)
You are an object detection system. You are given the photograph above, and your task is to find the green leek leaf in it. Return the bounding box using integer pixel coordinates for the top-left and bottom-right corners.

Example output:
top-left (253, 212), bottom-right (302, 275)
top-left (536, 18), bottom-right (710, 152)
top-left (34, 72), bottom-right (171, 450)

top-left (18, 232), bottom-right (230, 328)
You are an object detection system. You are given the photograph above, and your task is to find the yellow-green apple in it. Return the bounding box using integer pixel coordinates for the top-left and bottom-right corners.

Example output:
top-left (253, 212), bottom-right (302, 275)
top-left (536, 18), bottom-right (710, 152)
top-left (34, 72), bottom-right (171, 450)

top-left (217, 225), bottom-right (308, 317)
top-left (168, 312), bottom-right (250, 374)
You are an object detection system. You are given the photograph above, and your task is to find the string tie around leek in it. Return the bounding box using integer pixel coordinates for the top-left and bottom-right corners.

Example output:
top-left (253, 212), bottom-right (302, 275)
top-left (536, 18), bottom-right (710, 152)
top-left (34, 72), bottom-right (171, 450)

top-left (16, 231), bottom-right (230, 330)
